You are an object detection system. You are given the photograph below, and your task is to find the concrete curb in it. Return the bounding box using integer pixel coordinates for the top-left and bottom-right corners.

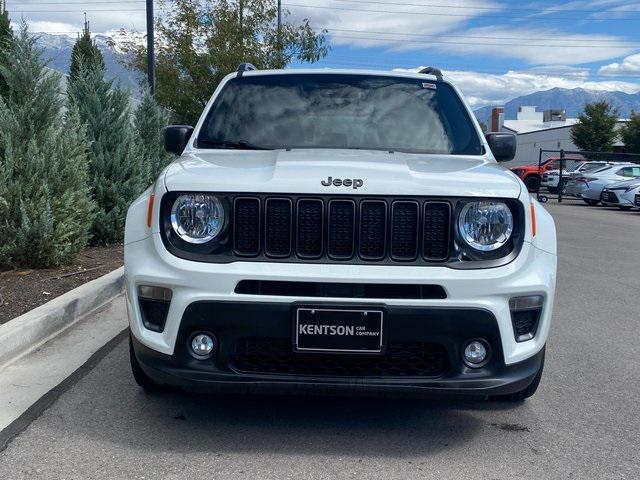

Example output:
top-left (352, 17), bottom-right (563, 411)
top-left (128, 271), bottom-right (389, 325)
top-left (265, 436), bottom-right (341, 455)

top-left (0, 267), bottom-right (124, 368)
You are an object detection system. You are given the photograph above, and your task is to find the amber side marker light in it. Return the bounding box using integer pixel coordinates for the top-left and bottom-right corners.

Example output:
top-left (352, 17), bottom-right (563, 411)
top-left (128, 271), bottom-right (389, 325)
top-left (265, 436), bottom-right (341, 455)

top-left (147, 194), bottom-right (155, 228)
top-left (530, 202), bottom-right (537, 237)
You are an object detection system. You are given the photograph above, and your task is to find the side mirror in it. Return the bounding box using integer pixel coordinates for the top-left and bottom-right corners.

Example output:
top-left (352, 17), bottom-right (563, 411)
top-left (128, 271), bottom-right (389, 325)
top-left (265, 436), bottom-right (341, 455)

top-left (164, 125), bottom-right (194, 155)
top-left (485, 133), bottom-right (516, 162)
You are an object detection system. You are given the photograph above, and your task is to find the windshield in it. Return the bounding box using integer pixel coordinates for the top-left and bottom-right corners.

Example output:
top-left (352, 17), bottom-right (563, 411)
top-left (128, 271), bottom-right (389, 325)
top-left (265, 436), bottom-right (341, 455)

top-left (592, 166), bottom-right (613, 174)
top-left (198, 74), bottom-right (483, 155)
top-left (581, 162), bottom-right (607, 172)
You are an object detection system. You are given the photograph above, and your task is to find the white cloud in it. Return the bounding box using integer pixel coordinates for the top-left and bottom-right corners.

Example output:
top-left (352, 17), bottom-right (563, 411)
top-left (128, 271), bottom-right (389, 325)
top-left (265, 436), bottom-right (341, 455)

top-left (15, 11), bottom-right (146, 35)
top-left (599, 54), bottom-right (640, 75)
top-left (286, 0), bottom-right (505, 48)
top-left (280, 1), bottom-right (638, 66)
top-left (23, 20), bottom-right (81, 36)
top-left (427, 26), bottom-right (637, 66)
top-left (530, 0), bottom-right (636, 17)
top-left (395, 66), bottom-right (640, 107)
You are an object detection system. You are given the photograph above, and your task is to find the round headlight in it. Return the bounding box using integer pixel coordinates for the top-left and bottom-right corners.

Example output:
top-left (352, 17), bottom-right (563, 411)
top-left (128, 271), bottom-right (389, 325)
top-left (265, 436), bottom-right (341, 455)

top-left (170, 194), bottom-right (225, 244)
top-left (458, 201), bottom-right (513, 252)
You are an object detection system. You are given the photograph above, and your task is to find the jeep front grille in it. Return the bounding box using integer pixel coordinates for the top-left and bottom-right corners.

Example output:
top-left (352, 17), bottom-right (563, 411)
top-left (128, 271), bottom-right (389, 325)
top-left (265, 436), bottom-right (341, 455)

top-left (233, 195), bottom-right (452, 263)
top-left (231, 338), bottom-right (450, 377)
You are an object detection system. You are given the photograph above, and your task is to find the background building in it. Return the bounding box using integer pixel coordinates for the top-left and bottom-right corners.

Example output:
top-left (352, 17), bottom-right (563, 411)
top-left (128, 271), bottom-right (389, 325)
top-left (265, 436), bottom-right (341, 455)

top-left (492, 106), bottom-right (627, 166)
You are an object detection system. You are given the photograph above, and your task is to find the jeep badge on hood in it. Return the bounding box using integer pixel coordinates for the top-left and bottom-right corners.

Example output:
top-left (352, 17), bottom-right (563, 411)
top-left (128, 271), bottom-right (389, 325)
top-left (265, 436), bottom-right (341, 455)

top-left (321, 176), bottom-right (364, 189)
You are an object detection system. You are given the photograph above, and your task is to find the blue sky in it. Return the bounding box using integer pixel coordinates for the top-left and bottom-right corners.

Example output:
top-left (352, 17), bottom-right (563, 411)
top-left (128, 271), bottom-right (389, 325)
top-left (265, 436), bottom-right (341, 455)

top-left (10, 0), bottom-right (640, 106)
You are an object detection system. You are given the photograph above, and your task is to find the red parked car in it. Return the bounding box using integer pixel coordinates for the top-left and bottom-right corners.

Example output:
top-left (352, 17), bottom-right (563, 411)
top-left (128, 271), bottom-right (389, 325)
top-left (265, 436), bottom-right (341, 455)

top-left (510, 157), bottom-right (581, 192)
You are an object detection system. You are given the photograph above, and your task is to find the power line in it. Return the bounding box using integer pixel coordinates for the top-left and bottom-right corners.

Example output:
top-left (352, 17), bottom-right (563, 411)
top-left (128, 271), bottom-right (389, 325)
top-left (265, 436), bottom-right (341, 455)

top-left (25, 24), bottom-right (638, 48)
top-left (331, 0), bottom-right (638, 16)
top-left (10, 0), bottom-right (640, 20)
top-left (326, 33), bottom-right (638, 49)
top-left (10, 0), bottom-right (637, 15)
top-left (322, 28), bottom-right (640, 46)
top-left (283, 2), bottom-right (640, 21)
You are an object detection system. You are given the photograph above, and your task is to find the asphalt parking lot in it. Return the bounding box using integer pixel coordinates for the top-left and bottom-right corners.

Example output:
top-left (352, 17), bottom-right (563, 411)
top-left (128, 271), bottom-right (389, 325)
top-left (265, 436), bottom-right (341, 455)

top-left (1, 200), bottom-right (638, 479)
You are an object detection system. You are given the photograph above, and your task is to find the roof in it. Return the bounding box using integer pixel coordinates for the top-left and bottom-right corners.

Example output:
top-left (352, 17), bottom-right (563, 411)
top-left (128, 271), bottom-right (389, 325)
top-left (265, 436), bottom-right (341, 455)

top-left (234, 67), bottom-right (449, 83)
top-left (503, 118), bottom-right (629, 135)
top-left (502, 118), bottom-right (580, 134)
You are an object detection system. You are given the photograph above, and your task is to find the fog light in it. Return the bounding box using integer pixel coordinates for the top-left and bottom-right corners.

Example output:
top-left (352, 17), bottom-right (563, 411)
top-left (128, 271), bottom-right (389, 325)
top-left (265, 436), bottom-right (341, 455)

top-left (509, 295), bottom-right (543, 311)
top-left (190, 333), bottom-right (216, 359)
top-left (138, 285), bottom-right (172, 302)
top-left (463, 340), bottom-right (489, 368)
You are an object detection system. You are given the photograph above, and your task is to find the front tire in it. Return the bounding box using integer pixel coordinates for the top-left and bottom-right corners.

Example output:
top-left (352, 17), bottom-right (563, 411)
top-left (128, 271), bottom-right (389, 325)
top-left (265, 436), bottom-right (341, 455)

top-left (583, 199), bottom-right (599, 206)
top-left (618, 206), bottom-right (632, 211)
top-left (491, 349), bottom-right (545, 402)
top-left (129, 335), bottom-right (162, 392)
top-left (524, 176), bottom-right (540, 193)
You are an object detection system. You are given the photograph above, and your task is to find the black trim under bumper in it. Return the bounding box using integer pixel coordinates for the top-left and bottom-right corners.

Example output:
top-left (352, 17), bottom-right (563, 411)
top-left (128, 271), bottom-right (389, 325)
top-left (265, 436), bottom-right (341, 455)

top-left (131, 301), bottom-right (545, 398)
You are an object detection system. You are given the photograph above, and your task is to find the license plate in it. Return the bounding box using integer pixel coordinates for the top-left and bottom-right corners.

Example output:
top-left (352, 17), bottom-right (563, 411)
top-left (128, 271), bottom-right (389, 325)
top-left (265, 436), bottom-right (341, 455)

top-left (294, 308), bottom-right (383, 353)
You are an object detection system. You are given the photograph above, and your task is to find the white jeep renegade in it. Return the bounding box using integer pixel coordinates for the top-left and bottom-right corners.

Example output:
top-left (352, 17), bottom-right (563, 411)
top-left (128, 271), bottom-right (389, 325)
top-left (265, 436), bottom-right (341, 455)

top-left (124, 65), bottom-right (557, 401)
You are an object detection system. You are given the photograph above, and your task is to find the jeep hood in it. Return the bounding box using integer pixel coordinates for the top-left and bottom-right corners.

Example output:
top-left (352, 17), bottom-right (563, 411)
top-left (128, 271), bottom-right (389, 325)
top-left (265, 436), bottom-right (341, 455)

top-left (163, 149), bottom-right (521, 198)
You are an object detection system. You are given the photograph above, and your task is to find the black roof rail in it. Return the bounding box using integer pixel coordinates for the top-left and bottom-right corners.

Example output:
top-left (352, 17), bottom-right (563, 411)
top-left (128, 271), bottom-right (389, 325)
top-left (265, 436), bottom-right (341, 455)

top-left (237, 63), bottom-right (257, 77)
top-left (418, 66), bottom-right (443, 80)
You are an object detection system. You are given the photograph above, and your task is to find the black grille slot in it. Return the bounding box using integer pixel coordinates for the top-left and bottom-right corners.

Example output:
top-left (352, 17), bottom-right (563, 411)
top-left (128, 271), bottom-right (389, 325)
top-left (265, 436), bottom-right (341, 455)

top-left (235, 280), bottom-right (447, 299)
top-left (233, 198), bottom-right (261, 256)
top-left (328, 200), bottom-right (355, 259)
top-left (423, 202), bottom-right (451, 260)
top-left (232, 338), bottom-right (450, 377)
top-left (264, 198), bottom-right (292, 257)
top-left (512, 309), bottom-right (542, 342)
top-left (391, 201), bottom-right (418, 260)
top-left (359, 201), bottom-right (386, 260)
top-left (296, 199), bottom-right (323, 258)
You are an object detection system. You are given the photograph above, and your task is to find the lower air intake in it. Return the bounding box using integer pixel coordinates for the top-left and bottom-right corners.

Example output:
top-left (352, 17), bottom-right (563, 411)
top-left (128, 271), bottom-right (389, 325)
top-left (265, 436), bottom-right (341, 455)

top-left (232, 338), bottom-right (450, 377)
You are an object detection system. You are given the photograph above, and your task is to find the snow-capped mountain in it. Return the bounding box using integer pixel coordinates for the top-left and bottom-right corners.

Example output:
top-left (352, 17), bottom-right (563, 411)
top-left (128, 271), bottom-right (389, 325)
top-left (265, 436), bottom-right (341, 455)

top-left (35, 31), bottom-right (141, 90)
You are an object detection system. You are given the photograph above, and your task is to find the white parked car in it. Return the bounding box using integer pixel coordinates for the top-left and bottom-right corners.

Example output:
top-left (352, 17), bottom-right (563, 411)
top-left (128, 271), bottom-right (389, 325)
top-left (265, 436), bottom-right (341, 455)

top-left (601, 178), bottom-right (640, 210)
top-left (564, 164), bottom-right (640, 205)
top-left (124, 66), bottom-right (557, 401)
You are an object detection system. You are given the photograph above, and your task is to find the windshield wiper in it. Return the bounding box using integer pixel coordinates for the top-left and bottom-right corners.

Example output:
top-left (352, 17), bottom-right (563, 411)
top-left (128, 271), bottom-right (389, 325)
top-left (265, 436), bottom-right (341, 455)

top-left (198, 138), bottom-right (273, 150)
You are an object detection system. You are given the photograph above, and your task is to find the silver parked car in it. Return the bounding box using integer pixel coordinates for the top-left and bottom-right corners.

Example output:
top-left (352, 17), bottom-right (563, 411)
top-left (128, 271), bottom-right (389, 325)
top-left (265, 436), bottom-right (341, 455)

top-left (564, 164), bottom-right (640, 205)
top-left (601, 178), bottom-right (640, 210)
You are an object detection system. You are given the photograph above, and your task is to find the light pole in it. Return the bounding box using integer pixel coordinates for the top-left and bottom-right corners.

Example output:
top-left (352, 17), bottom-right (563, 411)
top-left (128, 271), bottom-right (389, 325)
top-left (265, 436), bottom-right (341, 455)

top-left (277, 0), bottom-right (282, 66)
top-left (146, 0), bottom-right (155, 95)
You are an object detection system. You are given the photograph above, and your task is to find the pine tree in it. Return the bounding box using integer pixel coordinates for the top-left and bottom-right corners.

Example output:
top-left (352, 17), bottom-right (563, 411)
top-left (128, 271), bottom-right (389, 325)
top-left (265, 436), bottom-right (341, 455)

top-left (0, 1), bottom-right (13, 97)
top-left (69, 16), bottom-right (104, 83)
top-left (0, 24), bottom-right (94, 268)
top-left (134, 88), bottom-right (173, 182)
top-left (68, 67), bottom-right (148, 245)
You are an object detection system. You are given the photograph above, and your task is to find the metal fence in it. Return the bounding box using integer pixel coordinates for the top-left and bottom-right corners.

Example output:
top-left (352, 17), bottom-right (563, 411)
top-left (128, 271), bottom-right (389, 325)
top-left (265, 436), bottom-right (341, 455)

top-left (534, 149), bottom-right (640, 203)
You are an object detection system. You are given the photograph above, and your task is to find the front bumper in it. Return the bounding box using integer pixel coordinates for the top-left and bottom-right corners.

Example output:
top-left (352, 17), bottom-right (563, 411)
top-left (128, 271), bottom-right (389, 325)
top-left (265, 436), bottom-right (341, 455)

top-left (601, 190), bottom-right (634, 207)
top-left (131, 303), bottom-right (546, 397)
